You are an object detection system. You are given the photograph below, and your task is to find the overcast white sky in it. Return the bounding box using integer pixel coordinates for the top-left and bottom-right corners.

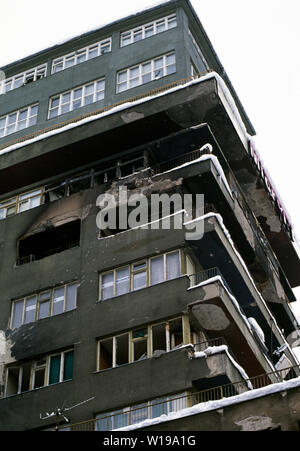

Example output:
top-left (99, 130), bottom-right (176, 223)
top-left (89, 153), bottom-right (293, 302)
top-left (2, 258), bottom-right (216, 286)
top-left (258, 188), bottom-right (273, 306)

top-left (1, 0), bottom-right (300, 317)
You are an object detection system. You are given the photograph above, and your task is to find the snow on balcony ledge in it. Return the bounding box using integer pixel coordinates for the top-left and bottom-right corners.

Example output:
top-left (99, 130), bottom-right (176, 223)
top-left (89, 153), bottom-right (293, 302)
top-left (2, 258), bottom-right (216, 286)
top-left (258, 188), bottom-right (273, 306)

top-left (116, 376), bottom-right (300, 431)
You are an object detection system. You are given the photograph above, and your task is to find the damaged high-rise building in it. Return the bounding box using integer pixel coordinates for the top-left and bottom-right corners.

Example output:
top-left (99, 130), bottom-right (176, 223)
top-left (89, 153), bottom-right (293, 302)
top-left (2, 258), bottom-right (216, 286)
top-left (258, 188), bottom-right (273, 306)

top-left (1, 0), bottom-right (300, 432)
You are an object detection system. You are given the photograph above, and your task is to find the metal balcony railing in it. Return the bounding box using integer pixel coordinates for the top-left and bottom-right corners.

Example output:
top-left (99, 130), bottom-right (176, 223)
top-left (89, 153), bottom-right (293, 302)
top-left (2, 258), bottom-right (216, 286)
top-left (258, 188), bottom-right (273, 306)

top-left (57, 363), bottom-right (300, 431)
top-left (153, 146), bottom-right (213, 175)
top-left (188, 267), bottom-right (233, 296)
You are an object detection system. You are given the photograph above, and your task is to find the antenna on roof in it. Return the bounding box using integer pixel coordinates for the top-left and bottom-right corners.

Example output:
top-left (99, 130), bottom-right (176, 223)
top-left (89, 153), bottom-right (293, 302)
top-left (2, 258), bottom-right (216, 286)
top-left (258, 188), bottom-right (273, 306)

top-left (40, 396), bottom-right (95, 431)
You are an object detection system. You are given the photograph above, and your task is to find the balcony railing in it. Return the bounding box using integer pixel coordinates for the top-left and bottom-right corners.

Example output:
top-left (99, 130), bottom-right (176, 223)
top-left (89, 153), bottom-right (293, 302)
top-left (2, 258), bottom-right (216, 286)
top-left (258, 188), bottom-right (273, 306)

top-left (189, 267), bottom-right (233, 295)
top-left (57, 363), bottom-right (300, 431)
top-left (152, 146), bottom-right (213, 175)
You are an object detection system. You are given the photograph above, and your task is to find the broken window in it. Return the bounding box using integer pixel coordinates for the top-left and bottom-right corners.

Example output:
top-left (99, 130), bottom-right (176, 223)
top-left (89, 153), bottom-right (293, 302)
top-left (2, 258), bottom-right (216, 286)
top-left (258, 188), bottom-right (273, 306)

top-left (169, 318), bottom-right (183, 349)
top-left (18, 219), bottom-right (81, 264)
top-left (132, 328), bottom-right (148, 361)
top-left (152, 323), bottom-right (167, 354)
top-left (98, 334), bottom-right (129, 370)
top-left (4, 350), bottom-right (74, 397)
top-left (97, 316), bottom-right (188, 371)
top-left (11, 282), bottom-right (78, 328)
top-left (32, 358), bottom-right (47, 389)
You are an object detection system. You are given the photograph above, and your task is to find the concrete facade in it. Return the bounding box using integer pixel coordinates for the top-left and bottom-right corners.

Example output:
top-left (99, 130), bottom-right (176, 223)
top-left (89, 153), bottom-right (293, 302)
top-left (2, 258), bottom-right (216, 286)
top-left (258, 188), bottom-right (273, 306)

top-left (0, 0), bottom-right (300, 432)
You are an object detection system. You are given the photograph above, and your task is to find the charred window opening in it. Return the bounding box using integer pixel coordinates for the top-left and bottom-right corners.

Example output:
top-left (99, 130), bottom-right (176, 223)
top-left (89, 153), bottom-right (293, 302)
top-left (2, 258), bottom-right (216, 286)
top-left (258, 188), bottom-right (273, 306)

top-left (17, 220), bottom-right (80, 265)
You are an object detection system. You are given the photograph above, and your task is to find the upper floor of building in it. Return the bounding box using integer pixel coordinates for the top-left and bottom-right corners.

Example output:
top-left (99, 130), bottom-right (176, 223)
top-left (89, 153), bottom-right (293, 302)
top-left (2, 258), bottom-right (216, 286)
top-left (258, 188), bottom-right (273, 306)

top-left (0, 0), bottom-right (254, 150)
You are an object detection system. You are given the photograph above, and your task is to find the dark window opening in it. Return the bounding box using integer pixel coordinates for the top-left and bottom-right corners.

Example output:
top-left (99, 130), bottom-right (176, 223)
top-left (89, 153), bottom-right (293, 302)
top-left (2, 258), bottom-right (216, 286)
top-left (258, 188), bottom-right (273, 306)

top-left (17, 220), bottom-right (80, 265)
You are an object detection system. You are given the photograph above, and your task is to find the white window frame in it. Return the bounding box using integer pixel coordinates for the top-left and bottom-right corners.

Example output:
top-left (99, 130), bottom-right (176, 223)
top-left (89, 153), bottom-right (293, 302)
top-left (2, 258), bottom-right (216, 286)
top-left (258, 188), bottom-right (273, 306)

top-left (116, 52), bottom-right (176, 93)
top-left (0, 64), bottom-right (47, 95)
top-left (10, 282), bottom-right (78, 329)
top-left (4, 349), bottom-right (74, 397)
top-left (51, 38), bottom-right (112, 74)
top-left (120, 14), bottom-right (177, 47)
top-left (99, 250), bottom-right (181, 301)
top-left (0, 104), bottom-right (39, 138)
top-left (95, 391), bottom-right (187, 431)
top-left (48, 78), bottom-right (105, 119)
top-left (97, 316), bottom-right (185, 371)
top-left (0, 188), bottom-right (43, 220)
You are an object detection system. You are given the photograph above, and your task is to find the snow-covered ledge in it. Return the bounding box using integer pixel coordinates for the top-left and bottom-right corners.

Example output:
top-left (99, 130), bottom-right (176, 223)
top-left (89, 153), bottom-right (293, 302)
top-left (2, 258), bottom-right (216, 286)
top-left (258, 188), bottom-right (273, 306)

top-left (116, 377), bottom-right (300, 432)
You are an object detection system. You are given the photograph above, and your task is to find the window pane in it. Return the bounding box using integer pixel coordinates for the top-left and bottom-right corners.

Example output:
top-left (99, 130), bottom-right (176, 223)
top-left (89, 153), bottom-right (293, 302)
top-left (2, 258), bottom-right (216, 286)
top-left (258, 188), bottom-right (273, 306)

top-left (116, 267), bottom-right (130, 296)
top-left (96, 91), bottom-right (105, 101)
top-left (169, 318), bottom-right (183, 349)
top-left (14, 78), bottom-right (23, 89)
top-left (29, 195), bottom-right (41, 209)
top-left (168, 16), bottom-right (177, 28)
top-left (84, 95), bottom-right (94, 105)
top-left (118, 71), bottom-right (127, 83)
top-left (28, 116), bottom-right (37, 127)
top-left (166, 251), bottom-right (180, 280)
top-left (166, 53), bottom-right (176, 65)
top-left (49, 355), bottom-right (61, 384)
top-left (61, 103), bottom-right (71, 114)
top-left (96, 414), bottom-right (112, 431)
top-left (18, 200), bottom-right (29, 213)
top-left (17, 120), bottom-right (27, 131)
top-left (142, 62), bottom-right (151, 74)
top-left (88, 48), bottom-right (98, 59)
top-left (63, 351), bottom-right (74, 381)
top-left (8, 113), bottom-right (17, 125)
top-left (99, 338), bottom-right (113, 370)
top-left (62, 92), bottom-right (71, 104)
top-left (166, 64), bottom-right (176, 75)
top-left (133, 30), bottom-right (143, 42)
top-left (156, 19), bottom-right (166, 32)
top-left (24, 296), bottom-right (36, 324)
top-left (19, 110), bottom-right (28, 121)
top-left (152, 323), bottom-right (167, 353)
top-left (129, 67), bottom-right (139, 78)
top-left (117, 82), bottom-right (127, 93)
top-left (6, 367), bottom-right (20, 396)
top-left (65, 57), bottom-right (75, 68)
top-left (12, 300), bottom-right (24, 328)
top-left (154, 57), bottom-right (163, 69)
top-left (49, 109), bottom-right (59, 119)
top-left (101, 272), bottom-right (114, 300)
top-left (65, 283), bottom-right (77, 311)
top-left (38, 300), bottom-right (50, 319)
top-left (53, 63), bottom-right (63, 73)
top-left (77, 53), bottom-right (86, 64)
top-left (112, 409), bottom-right (128, 430)
top-left (133, 339), bottom-right (147, 361)
top-left (151, 397), bottom-right (167, 418)
top-left (34, 368), bottom-right (45, 389)
top-left (115, 334), bottom-right (129, 366)
top-left (145, 25), bottom-right (154, 37)
top-left (51, 97), bottom-right (59, 108)
top-left (131, 403), bottom-right (148, 424)
top-left (150, 256), bottom-right (164, 285)
top-left (53, 287), bottom-right (65, 315)
top-left (133, 271), bottom-right (147, 290)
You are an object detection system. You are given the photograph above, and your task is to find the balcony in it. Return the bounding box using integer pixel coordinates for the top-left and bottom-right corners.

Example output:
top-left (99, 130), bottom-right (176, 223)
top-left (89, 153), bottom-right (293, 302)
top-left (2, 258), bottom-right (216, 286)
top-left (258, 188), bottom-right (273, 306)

top-left (56, 362), bottom-right (300, 431)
